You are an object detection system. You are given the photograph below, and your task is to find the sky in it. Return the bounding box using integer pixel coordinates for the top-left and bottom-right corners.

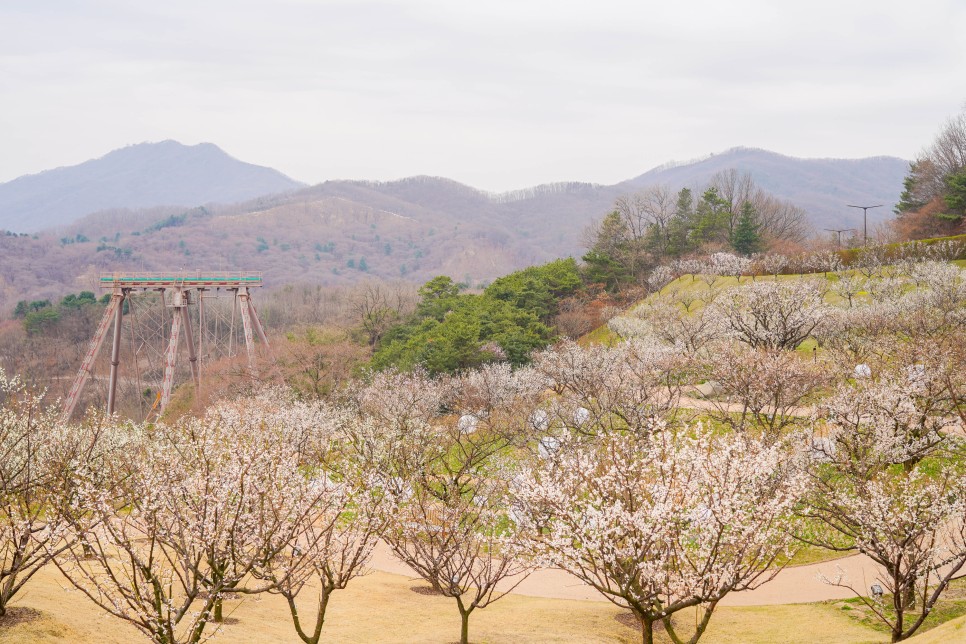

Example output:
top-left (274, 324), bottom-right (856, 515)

top-left (2, 0), bottom-right (965, 192)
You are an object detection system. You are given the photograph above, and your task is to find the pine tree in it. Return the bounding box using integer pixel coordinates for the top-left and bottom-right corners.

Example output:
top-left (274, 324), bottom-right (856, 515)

top-left (692, 187), bottom-right (729, 246)
top-left (665, 188), bottom-right (694, 256)
top-left (730, 201), bottom-right (762, 256)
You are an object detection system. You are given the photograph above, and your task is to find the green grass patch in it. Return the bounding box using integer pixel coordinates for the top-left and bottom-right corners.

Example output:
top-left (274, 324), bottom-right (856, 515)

top-left (829, 577), bottom-right (966, 637)
top-left (579, 323), bottom-right (620, 346)
top-left (780, 545), bottom-right (852, 568)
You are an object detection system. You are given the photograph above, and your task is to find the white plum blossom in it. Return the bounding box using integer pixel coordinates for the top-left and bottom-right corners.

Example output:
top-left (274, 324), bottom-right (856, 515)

top-left (646, 265), bottom-right (675, 292)
top-left (458, 414), bottom-right (479, 434)
top-left (711, 279), bottom-right (827, 350)
top-left (53, 396), bottom-right (337, 644)
top-left (514, 421), bottom-right (807, 644)
top-left (709, 251), bottom-right (752, 280)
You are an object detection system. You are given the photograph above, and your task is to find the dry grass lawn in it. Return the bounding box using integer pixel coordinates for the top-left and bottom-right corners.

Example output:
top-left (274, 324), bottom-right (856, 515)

top-left (905, 614), bottom-right (966, 643)
top-left (0, 565), bottom-right (895, 644)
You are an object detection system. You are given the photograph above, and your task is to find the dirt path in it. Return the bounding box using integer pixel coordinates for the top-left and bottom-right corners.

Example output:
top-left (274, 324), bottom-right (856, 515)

top-left (368, 541), bottom-right (880, 606)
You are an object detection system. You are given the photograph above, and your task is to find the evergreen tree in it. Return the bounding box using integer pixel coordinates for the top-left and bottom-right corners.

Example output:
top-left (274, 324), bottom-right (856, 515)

top-left (581, 212), bottom-right (634, 291)
top-left (691, 187), bottom-right (729, 246)
top-left (665, 188), bottom-right (694, 256)
top-left (942, 169), bottom-right (966, 224)
top-left (730, 201), bottom-right (762, 256)
top-left (895, 161), bottom-right (928, 215)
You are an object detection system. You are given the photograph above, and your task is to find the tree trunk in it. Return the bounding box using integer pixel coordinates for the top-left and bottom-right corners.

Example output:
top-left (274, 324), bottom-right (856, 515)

top-left (461, 611), bottom-right (470, 644)
top-left (639, 616), bottom-right (653, 644)
top-left (213, 597), bottom-right (223, 623)
top-left (456, 597), bottom-right (472, 644)
top-left (1, 575), bottom-right (13, 616)
top-left (892, 589), bottom-right (904, 643)
top-left (285, 586), bottom-right (330, 644)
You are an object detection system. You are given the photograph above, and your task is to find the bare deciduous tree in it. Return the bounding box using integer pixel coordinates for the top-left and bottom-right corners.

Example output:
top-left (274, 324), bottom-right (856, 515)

top-left (613, 185), bottom-right (676, 242)
top-left (348, 280), bottom-right (417, 347)
top-left (710, 169), bottom-right (810, 243)
top-left (703, 346), bottom-right (830, 436)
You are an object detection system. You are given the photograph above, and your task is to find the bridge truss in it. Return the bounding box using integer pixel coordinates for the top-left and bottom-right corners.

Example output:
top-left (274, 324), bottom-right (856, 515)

top-left (61, 272), bottom-right (271, 421)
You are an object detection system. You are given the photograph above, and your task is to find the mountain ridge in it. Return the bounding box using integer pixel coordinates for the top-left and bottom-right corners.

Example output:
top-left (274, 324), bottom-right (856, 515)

top-left (0, 141), bottom-right (305, 232)
top-left (0, 143), bottom-right (911, 312)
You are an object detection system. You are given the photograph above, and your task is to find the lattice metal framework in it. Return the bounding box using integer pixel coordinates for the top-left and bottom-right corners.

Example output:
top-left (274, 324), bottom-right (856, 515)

top-left (61, 272), bottom-right (270, 421)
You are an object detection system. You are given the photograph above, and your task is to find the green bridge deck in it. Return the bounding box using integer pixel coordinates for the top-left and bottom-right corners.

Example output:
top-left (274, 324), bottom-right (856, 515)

top-left (99, 272), bottom-right (263, 288)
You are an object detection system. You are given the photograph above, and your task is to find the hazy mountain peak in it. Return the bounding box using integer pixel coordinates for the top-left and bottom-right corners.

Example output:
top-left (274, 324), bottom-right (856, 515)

top-left (0, 141), bottom-right (304, 232)
top-left (624, 147), bottom-right (908, 229)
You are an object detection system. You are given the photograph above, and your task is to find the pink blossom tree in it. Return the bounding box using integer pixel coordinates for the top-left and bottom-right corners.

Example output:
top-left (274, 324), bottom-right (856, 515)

top-left (702, 345), bottom-right (831, 437)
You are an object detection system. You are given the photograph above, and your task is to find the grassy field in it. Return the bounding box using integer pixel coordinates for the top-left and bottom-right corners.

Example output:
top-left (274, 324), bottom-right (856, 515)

top-left (904, 614), bottom-right (966, 643)
top-left (826, 577), bottom-right (966, 640)
top-left (0, 565), bottom-right (895, 644)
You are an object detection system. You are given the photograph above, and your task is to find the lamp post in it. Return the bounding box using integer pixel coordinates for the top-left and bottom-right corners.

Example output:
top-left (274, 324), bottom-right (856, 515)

top-left (824, 228), bottom-right (856, 248)
top-left (847, 204), bottom-right (883, 243)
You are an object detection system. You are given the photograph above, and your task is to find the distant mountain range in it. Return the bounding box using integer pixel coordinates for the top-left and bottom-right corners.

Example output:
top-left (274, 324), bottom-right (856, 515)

top-left (0, 141), bottom-right (910, 312)
top-left (620, 148), bottom-right (908, 231)
top-left (0, 141), bottom-right (304, 232)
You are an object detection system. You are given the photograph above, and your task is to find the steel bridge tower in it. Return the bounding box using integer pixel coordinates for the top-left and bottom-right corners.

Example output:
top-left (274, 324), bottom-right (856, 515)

top-left (61, 271), bottom-right (271, 421)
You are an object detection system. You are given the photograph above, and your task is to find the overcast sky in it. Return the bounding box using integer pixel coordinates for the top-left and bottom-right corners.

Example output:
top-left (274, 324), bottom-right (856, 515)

top-left (2, 0), bottom-right (965, 191)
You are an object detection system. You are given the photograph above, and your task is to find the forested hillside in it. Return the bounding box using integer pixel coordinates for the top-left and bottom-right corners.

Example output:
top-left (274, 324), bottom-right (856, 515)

top-left (0, 148), bottom-right (906, 315)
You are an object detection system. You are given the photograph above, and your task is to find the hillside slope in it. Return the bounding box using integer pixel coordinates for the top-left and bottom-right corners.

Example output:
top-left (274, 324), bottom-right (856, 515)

top-left (0, 146), bottom-right (911, 312)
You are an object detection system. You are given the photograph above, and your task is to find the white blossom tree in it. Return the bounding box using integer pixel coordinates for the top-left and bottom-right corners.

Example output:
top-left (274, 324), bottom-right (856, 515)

top-left (854, 243), bottom-right (891, 280)
top-left (531, 339), bottom-right (687, 434)
top-left (0, 371), bottom-right (69, 617)
top-left (53, 398), bottom-right (328, 644)
top-left (646, 265), bottom-right (675, 292)
top-left (383, 475), bottom-right (530, 644)
top-left (829, 270), bottom-right (866, 307)
top-left (756, 253), bottom-right (789, 279)
top-left (712, 279), bottom-right (827, 350)
top-left (807, 467), bottom-right (966, 643)
top-left (803, 361), bottom-right (966, 641)
top-left (709, 251), bottom-right (752, 283)
top-left (350, 365), bottom-right (536, 644)
top-left (805, 249), bottom-right (844, 278)
top-left (208, 391), bottom-right (389, 644)
top-left (702, 346), bottom-right (830, 437)
top-left (515, 422), bottom-right (807, 644)
top-left (609, 296), bottom-right (722, 355)
top-left (0, 371), bottom-right (130, 620)
top-left (0, 369), bottom-right (57, 619)
top-left (257, 471), bottom-right (385, 644)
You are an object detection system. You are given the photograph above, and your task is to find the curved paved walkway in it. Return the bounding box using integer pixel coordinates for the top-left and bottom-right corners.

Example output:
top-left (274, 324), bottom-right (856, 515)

top-left (367, 541), bottom-right (880, 606)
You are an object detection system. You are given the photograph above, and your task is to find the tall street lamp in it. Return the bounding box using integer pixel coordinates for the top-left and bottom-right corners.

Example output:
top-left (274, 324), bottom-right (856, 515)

top-left (824, 228), bottom-right (856, 248)
top-left (847, 204), bottom-right (883, 243)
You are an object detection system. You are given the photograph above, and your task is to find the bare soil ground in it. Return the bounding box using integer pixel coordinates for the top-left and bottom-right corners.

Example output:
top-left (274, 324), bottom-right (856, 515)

top-left (0, 565), bottom-right (887, 644)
